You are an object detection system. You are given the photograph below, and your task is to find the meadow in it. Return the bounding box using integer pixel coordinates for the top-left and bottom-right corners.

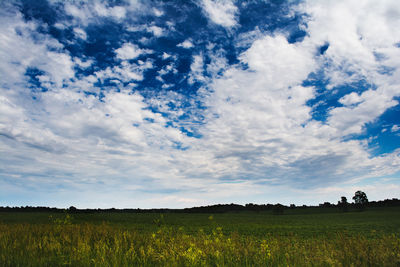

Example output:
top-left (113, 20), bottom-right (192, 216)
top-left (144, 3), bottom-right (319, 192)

top-left (0, 207), bottom-right (399, 266)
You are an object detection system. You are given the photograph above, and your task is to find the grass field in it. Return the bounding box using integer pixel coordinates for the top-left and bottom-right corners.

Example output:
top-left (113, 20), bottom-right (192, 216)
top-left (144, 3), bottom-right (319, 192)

top-left (0, 207), bottom-right (399, 266)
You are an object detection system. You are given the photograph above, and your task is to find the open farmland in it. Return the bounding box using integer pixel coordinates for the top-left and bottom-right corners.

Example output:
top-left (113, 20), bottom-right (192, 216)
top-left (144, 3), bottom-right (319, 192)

top-left (0, 207), bottom-right (399, 266)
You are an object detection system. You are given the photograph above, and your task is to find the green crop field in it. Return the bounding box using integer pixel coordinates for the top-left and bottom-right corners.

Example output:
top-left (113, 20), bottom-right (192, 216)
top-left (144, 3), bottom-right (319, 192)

top-left (0, 207), bottom-right (399, 266)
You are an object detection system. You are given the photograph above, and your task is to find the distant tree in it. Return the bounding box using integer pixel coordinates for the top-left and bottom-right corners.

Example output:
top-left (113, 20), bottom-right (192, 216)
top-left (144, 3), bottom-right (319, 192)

top-left (319, 202), bottom-right (332, 208)
top-left (338, 196), bottom-right (348, 212)
top-left (68, 206), bottom-right (77, 213)
top-left (352, 191), bottom-right (368, 211)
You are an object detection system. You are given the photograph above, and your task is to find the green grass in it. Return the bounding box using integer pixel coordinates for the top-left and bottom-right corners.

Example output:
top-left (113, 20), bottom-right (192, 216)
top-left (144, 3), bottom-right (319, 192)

top-left (0, 207), bottom-right (399, 266)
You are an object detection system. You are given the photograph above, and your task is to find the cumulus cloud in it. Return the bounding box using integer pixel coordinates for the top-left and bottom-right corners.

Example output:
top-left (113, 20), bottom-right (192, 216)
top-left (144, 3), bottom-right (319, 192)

top-left (115, 43), bottom-right (153, 60)
top-left (328, 90), bottom-right (398, 136)
top-left (162, 52), bottom-right (171, 60)
top-left (189, 54), bottom-right (205, 84)
top-left (147, 25), bottom-right (164, 37)
top-left (1, 0), bottom-right (400, 208)
top-left (299, 0), bottom-right (400, 87)
top-left (192, 34), bottom-right (323, 183)
top-left (0, 11), bottom-right (74, 89)
top-left (183, 0), bottom-right (400, 188)
top-left (201, 0), bottom-right (238, 27)
top-left (0, 7), bottom-right (198, 207)
top-left (177, 40), bottom-right (194, 49)
top-left (153, 8), bottom-right (164, 17)
top-left (74, 58), bottom-right (93, 69)
top-left (392, 125), bottom-right (400, 132)
top-left (94, 2), bottom-right (126, 20)
top-left (339, 92), bottom-right (363, 106)
top-left (298, 0), bottom-right (400, 136)
top-left (73, 28), bottom-right (87, 40)
top-left (241, 35), bottom-right (315, 88)
top-left (64, 1), bottom-right (127, 25)
top-left (95, 59), bottom-right (154, 82)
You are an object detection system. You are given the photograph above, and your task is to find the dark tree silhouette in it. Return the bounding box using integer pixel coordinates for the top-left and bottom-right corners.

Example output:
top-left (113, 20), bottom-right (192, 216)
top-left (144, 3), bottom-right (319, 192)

top-left (68, 206), bottom-right (77, 213)
top-left (338, 196), bottom-right (348, 212)
top-left (352, 191), bottom-right (368, 211)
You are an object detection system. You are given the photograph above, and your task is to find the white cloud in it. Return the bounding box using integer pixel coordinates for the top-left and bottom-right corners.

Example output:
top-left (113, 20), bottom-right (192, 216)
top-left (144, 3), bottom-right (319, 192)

top-left (158, 63), bottom-right (175, 76)
top-left (126, 25), bottom-right (146, 32)
top-left (392, 125), bottom-right (400, 132)
top-left (108, 6), bottom-right (127, 20)
top-left (0, 11), bottom-right (176, 196)
top-left (147, 25), bottom-right (164, 37)
top-left (139, 37), bottom-right (150, 45)
top-left (204, 47), bottom-right (228, 78)
top-left (241, 35), bottom-right (315, 89)
top-left (299, 0), bottom-right (400, 87)
top-left (64, 3), bottom-right (91, 24)
top-left (1, 1), bottom-right (400, 208)
top-left (201, 0), bottom-right (238, 28)
top-left (177, 40), bottom-right (194, 49)
top-left (162, 52), bottom-right (171, 60)
top-left (73, 28), bottom-right (87, 40)
top-left (189, 54), bottom-right (205, 84)
top-left (192, 34), bottom-right (325, 183)
top-left (95, 59), bottom-right (153, 83)
top-left (162, 84), bottom-right (173, 89)
top-left (153, 8), bottom-right (164, 17)
top-left (53, 22), bottom-right (66, 30)
top-left (328, 89), bottom-right (398, 136)
top-left (115, 43), bottom-right (153, 60)
top-left (74, 58), bottom-right (93, 69)
top-left (185, 16), bottom-right (400, 188)
top-left (0, 11), bottom-right (74, 89)
top-left (339, 92), bottom-right (363, 106)
top-left (298, 0), bottom-right (400, 137)
top-left (235, 27), bottom-right (264, 49)
top-left (65, 2), bottom-right (127, 25)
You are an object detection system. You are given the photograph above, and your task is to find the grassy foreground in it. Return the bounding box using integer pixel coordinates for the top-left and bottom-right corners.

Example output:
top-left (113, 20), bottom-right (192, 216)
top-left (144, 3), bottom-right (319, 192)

top-left (0, 207), bottom-right (399, 266)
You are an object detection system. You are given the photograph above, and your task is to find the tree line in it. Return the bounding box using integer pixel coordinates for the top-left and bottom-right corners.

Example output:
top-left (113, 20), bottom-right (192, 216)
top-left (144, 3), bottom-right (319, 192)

top-left (0, 191), bottom-right (399, 214)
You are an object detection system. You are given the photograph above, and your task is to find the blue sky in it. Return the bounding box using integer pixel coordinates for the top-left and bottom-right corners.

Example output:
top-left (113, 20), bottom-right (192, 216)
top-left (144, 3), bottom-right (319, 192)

top-left (1, 0), bottom-right (400, 208)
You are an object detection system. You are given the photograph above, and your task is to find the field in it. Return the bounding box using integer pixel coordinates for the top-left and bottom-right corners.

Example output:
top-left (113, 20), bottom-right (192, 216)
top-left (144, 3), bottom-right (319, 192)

top-left (0, 207), bottom-right (399, 266)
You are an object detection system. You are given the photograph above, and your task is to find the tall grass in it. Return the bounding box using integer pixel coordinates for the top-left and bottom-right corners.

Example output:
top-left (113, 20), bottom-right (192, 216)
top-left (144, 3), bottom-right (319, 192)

top-left (0, 218), bottom-right (399, 266)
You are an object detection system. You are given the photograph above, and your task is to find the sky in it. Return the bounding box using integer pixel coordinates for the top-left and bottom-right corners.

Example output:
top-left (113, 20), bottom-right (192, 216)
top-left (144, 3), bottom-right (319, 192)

top-left (1, 0), bottom-right (400, 209)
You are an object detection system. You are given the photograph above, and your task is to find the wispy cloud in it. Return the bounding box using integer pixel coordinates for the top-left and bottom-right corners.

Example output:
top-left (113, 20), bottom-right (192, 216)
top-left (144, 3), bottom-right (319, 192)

top-left (201, 0), bottom-right (238, 28)
top-left (177, 40), bottom-right (194, 49)
top-left (1, 0), bottom-right (399, 208)
top-left (115, 43), bottom-right (153, 60)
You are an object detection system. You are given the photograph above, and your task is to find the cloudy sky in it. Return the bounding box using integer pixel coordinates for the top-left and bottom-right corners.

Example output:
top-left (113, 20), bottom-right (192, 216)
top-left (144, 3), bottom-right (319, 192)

top-left (1, 0), bottom-right (400, 208)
